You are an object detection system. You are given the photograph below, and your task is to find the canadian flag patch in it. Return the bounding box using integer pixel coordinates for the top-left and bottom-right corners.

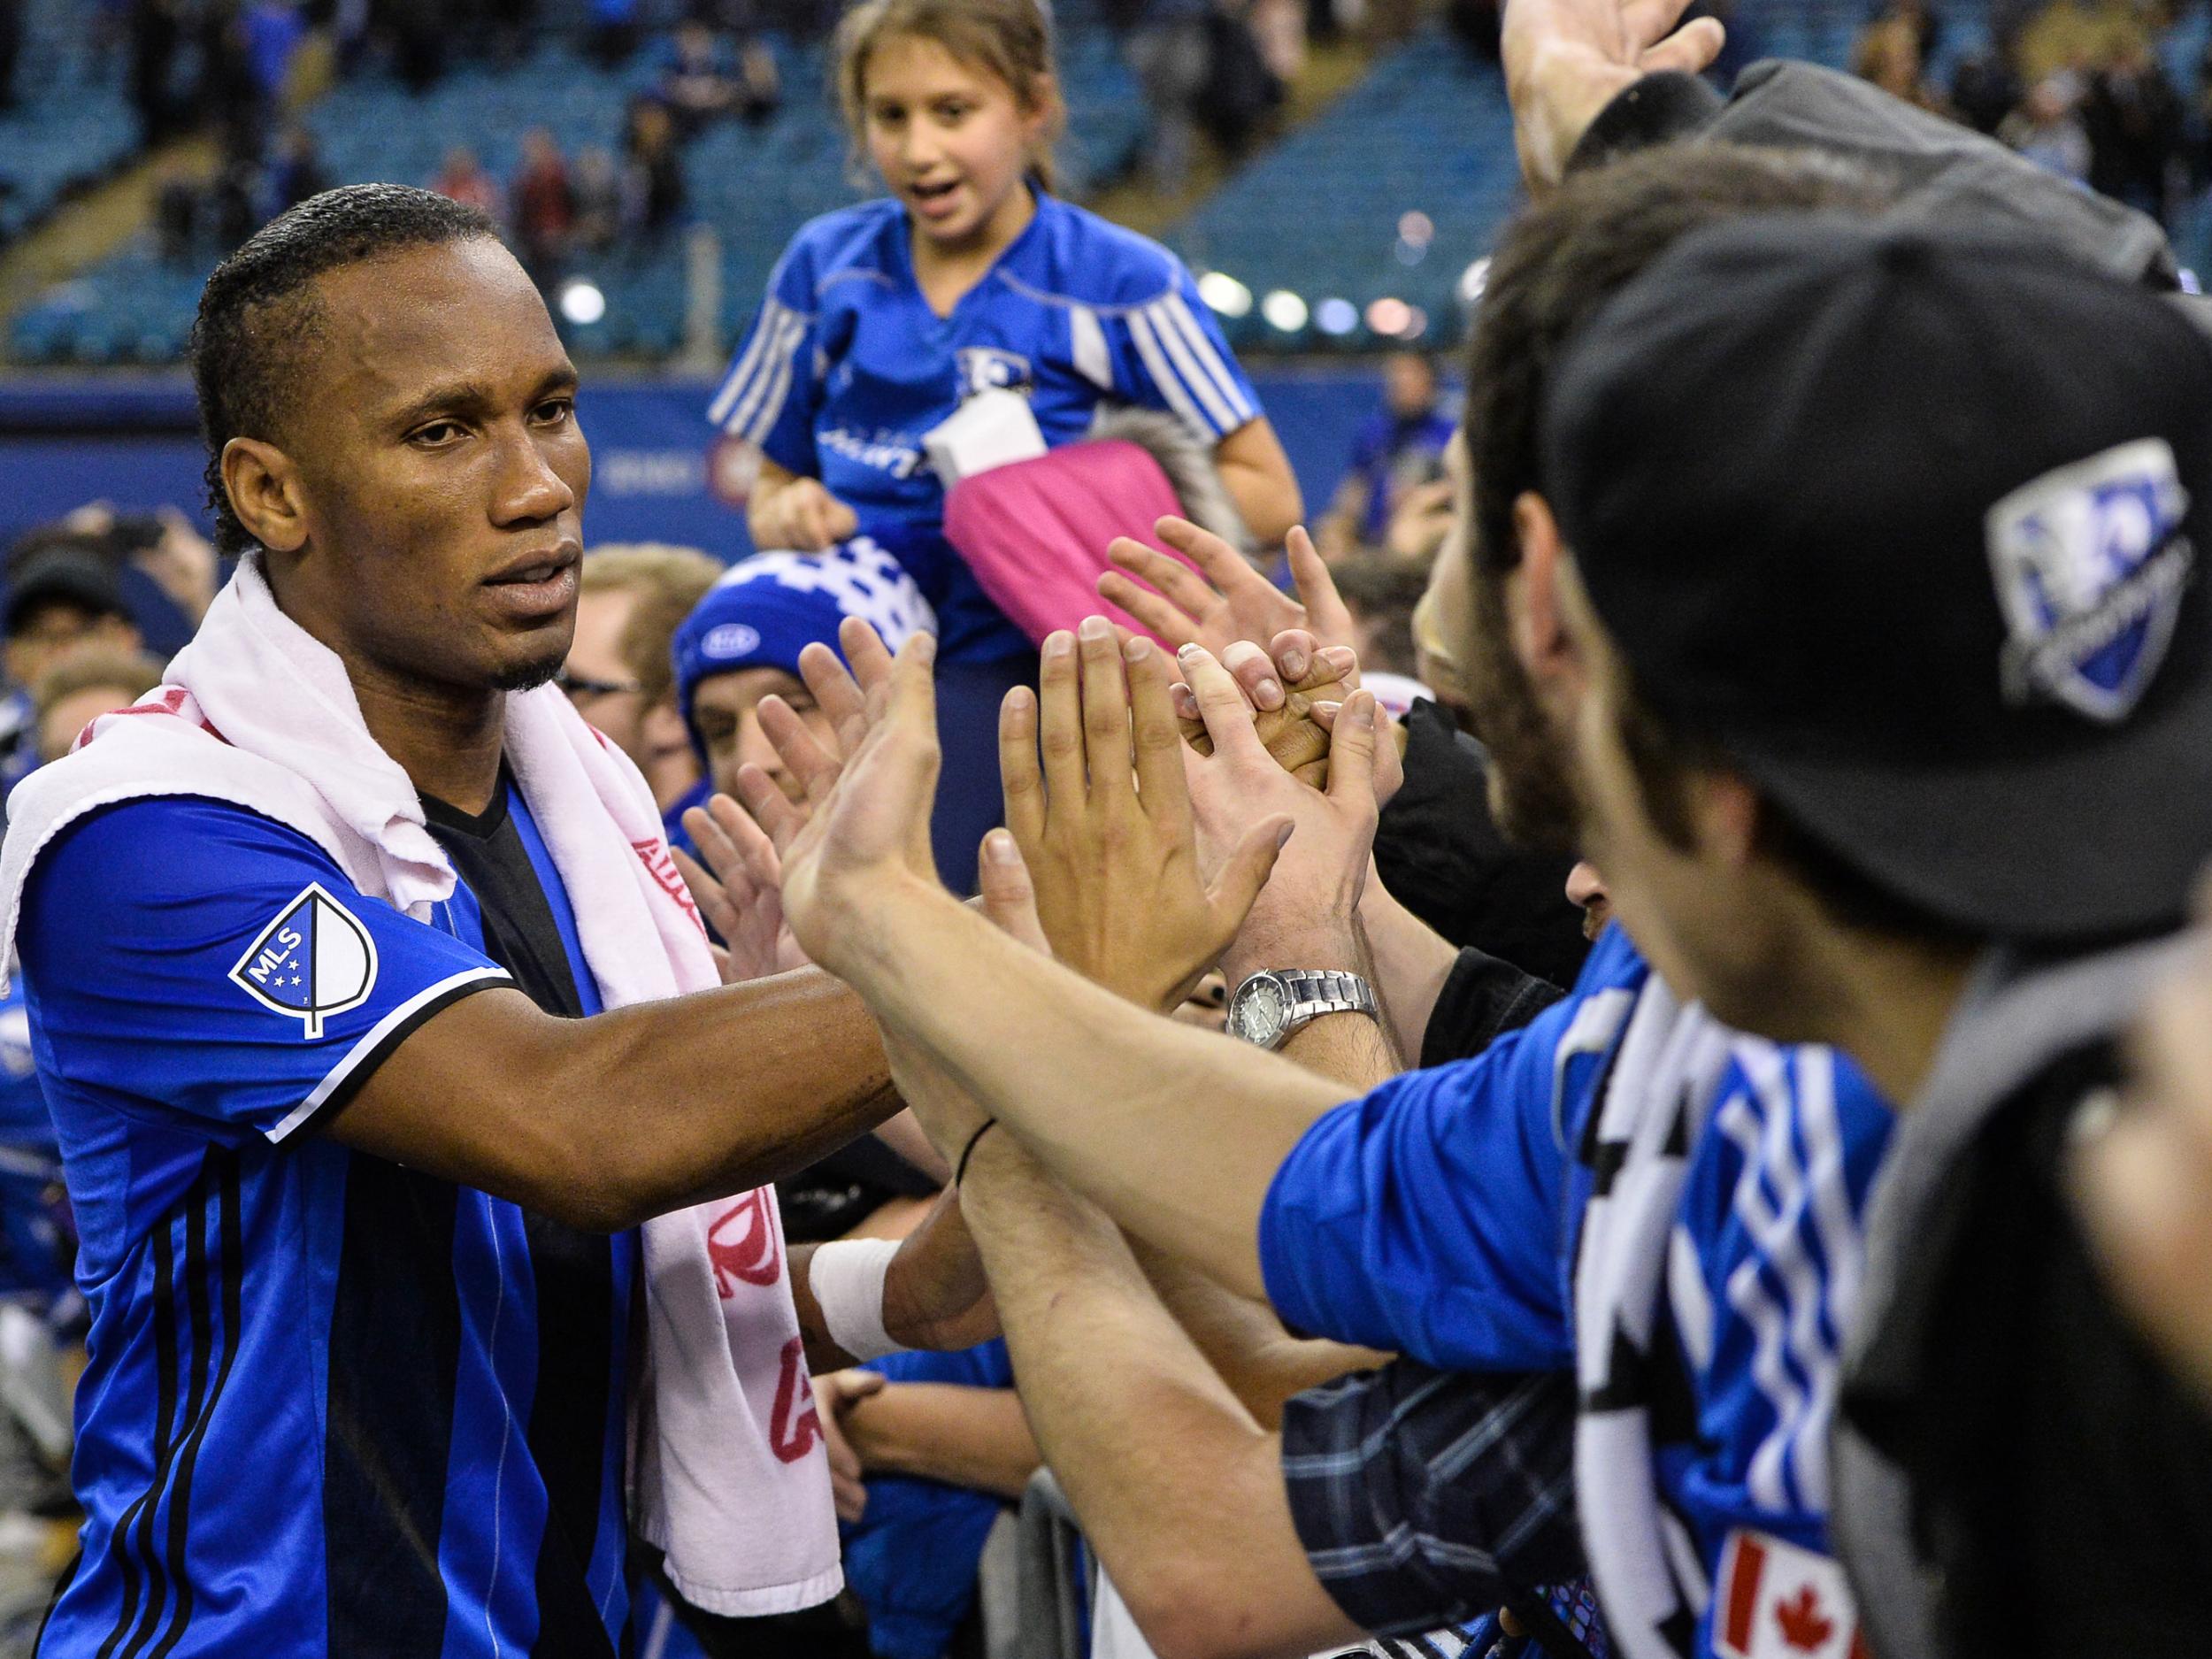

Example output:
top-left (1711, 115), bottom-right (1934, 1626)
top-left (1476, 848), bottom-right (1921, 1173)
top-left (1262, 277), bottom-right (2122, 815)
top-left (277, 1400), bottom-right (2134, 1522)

top-left (1713, 1529), bottom-right (1866, 1659)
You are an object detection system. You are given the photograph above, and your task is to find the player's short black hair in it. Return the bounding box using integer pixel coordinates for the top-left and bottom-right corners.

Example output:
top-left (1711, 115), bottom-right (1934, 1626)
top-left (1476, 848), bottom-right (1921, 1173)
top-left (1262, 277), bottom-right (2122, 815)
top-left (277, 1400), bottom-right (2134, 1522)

top-left (189, 184), bottom-right (498, 555)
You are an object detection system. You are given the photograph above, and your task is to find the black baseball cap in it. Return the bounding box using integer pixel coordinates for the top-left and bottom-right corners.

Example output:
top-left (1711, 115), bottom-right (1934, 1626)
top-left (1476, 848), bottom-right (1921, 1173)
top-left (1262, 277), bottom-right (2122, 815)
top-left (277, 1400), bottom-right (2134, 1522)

top-left (4, 545), bottom-right (127, 639)
top-left (1540, 213), bottom-right (2212, 943)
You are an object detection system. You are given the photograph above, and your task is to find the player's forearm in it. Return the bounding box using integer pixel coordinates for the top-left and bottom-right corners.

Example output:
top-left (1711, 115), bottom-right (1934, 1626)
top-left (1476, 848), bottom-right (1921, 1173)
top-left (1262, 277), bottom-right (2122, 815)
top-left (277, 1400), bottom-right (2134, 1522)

top-left (841, 881), bottom-right (1347, 1299)
top-left (843, 1383), bottom-right (1040, 1499)
top-left (1224, 912), bottom-right (1401, 1093)
top-left (964, 1133), bottom-right (1358, 1659)
top-left (1356, 879), bottom-right (1460, 1061)
top-left (1131, 1237), bottom-right (1385, 1429)
top-left (552, 967), bottom-right (899, 1227)
top-left (1215, 420), bottom-right (1304, 549)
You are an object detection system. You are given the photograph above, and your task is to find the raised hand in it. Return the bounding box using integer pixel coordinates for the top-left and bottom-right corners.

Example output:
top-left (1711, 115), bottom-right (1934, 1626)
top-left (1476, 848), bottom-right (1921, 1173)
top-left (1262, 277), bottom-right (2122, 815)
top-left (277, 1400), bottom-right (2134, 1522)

top-left (675, 794), bottom-right (811, 982)
top-left (742, 618), bottom-right (945, 972)
top-left (1176, 645), bottom-right (1386, 985)
top-left (1099, 518), bottom-right (1358, 668)
top-left (999, 618), bottom-right (1292, 1012)
top-left (1501, 0), bottom-right (1726, 191)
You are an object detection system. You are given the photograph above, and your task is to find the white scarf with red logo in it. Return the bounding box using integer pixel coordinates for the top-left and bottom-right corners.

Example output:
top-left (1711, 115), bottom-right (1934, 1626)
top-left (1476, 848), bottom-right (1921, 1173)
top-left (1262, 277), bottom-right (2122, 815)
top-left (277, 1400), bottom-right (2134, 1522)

top-left (0, 555), bottom-right (841, 1617)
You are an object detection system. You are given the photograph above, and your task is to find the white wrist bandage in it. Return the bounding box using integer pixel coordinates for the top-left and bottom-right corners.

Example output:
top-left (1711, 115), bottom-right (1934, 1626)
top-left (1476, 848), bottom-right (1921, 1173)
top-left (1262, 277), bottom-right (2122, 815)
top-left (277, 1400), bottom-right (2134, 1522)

top-left (808, 1237), bottom-right (905, 1361)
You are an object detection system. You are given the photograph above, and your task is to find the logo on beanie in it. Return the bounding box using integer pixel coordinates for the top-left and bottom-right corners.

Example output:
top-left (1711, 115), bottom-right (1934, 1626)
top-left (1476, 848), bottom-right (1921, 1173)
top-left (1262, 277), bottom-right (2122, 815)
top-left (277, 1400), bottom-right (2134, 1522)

top-left (703, 623), bottom-right (761, 662)
top-left (1987, 437), bottom-right (2193, 722)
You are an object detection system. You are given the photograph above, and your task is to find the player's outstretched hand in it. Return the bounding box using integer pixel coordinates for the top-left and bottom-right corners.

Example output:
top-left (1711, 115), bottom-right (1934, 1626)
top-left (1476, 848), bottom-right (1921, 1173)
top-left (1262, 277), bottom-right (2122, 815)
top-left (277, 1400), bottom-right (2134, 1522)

top-left (1178, 644), bottom-right (1386, 983)
top-left (1099, 518), bottom-right (1357, 676)
top-left (2076, 918), bottom-right (2212, 1405)
top-left (1502, 0), bottom-right (1725, 192)
top-left (676, 794), bottom-right (811, 982)
top-left (999, 618), bottom-right (1291, 1013)
top-left (747, 618), bottom-right (944, 972)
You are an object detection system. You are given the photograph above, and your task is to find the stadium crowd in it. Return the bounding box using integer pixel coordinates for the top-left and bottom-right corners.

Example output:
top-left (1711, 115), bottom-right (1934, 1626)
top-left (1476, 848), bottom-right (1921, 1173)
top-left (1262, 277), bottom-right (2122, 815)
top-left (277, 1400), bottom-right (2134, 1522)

top-left (6, 0), bottom-right (2212, 1655)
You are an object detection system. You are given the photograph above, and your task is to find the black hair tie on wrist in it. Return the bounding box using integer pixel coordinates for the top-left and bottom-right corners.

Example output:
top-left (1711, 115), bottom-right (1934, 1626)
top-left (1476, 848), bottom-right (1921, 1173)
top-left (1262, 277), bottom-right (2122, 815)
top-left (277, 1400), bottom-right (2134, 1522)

top-left (955, 1118), bottom-right (1001, 1187)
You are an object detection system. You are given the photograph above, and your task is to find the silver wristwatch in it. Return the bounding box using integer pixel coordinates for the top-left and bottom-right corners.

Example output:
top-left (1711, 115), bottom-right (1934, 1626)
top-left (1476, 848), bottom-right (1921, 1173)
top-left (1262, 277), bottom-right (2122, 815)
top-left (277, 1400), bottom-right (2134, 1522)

top-left (1225, 969), bottom-right (1378, 1050)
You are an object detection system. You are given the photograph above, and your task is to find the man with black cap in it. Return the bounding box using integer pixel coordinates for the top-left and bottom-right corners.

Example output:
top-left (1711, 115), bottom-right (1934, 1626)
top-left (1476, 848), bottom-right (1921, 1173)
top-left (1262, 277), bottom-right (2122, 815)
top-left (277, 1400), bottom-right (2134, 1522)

top-left (1534, 211), bottom-right (2212, 1655)
top-left (0, 542), bottom-right (143, 796)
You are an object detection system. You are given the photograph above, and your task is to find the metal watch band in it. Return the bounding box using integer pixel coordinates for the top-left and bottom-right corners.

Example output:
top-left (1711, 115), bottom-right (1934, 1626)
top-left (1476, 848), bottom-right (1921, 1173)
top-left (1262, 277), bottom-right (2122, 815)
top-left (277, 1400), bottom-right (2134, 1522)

top-left (1277, 970), bottom-right (1378, 1030)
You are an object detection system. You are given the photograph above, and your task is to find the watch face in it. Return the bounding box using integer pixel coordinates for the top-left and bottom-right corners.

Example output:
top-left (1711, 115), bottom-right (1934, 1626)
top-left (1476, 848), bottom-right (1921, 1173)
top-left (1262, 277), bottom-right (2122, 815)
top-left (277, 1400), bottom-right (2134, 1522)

top-left (1231, 975), bottom-right (1289, 1046)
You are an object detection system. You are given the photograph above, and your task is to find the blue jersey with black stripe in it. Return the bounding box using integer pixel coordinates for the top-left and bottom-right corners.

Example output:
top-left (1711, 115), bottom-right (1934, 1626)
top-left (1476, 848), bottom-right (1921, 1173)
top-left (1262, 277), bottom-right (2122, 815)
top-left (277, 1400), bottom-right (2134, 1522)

top-left (709, 191), bottom-right (1261, 660)
top-left (18, 788), bottom-right (637, 1658)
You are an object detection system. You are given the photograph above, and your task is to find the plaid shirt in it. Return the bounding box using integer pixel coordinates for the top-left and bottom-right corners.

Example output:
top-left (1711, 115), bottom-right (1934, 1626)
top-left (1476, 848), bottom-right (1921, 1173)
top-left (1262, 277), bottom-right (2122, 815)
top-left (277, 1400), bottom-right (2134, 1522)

top-left (1280, 1357), bottom-right (1598, 1656)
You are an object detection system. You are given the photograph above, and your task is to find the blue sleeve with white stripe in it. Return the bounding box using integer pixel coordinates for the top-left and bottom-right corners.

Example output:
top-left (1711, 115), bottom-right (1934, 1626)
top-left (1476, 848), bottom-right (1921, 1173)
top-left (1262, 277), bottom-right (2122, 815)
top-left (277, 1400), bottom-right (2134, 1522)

top-left (1113, 263), bottom-right (1262, 443)
top-left (17, 798), bottom-right (512, 1147)
top-left (1258, 1002), bottom-right (1585, 1373)
top-left (707, 242), bottom-right (823, 475)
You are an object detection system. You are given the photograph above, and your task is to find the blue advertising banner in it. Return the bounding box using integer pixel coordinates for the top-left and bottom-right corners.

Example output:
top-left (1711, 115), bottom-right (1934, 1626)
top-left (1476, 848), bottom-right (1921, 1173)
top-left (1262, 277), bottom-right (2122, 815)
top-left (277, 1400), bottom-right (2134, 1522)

top-left (0, 367), bottom-right (1419, 552)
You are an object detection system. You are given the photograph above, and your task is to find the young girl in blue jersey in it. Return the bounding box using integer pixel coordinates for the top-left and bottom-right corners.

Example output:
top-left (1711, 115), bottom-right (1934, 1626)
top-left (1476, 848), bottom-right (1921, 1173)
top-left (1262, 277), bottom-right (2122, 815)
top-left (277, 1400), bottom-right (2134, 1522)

top-left (709, 0), bottom-right (1300, 884)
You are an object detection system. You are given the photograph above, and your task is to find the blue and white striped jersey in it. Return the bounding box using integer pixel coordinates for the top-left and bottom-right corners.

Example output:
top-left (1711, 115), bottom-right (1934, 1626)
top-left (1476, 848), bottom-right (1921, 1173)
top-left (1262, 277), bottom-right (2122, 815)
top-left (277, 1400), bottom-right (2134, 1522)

top-left (709, 192), bottom-right (1261, 660)
top-left (1260, 926), bottom-right (1893, 1659)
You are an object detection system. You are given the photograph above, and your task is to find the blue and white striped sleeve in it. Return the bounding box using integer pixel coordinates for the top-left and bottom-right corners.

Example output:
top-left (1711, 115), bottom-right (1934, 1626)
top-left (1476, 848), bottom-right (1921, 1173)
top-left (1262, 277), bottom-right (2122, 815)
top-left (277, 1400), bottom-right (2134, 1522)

top-left (706, 246), bottom-right (822, 474)
top-left (1115, 263), bottom-right (1262, 443)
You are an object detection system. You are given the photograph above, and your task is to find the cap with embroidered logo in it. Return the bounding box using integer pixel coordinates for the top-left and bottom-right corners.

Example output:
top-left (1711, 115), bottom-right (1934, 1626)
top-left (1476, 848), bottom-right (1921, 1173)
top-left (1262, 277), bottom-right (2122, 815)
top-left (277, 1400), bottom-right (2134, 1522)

top-left (1540, 213), bottom-right (2212, 942)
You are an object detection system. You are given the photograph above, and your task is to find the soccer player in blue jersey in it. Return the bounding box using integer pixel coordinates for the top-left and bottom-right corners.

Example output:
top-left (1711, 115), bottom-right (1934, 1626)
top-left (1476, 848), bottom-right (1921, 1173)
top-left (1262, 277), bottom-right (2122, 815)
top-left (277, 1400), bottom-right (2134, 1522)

top-left (708, 0), bottom-right (1300, 885)
top-left (2, 188), bottom-right (995, 1659)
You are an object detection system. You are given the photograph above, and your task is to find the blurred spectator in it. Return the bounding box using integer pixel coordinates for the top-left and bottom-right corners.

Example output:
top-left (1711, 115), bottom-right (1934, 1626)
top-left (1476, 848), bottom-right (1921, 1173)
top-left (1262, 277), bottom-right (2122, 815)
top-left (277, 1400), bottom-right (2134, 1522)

top-left (432, 144), bottom-right (503, 222)
top-left (1197, 1), bottom-right (1283, 158)
top-left (2001, 73), bottom-right (2093, 182)
top-left (384, 0), bottom-right (448, 91)
top-left (1125, 0), bottom-right (1210, 193)
top-left (156, 160), bottom-right (200, 265)
top-left (658, 21), bottom-right (741, 136)
top-left (1949, 46), bottom-right (2023, 134)
top-left (564, 545), bottom-right (721, 819)
top-left (572, 144), bottom-right (622, 252)
top-left (511, 127), bottom-right (576, 282)
top-left (1852, 9), bottom-right (1943, 111)
top-left (266, 125), bottom-right (330, 219)
top-left (621, 98), bottom-right (687, 239)
top-left (0, 545), bottom-right (144, 799)
top-left (242, 0), bottom-right (306, 107)
top-left (1328, 558), bottom-right (1427, 680)
top-left (31, 644), bottom-right (165, 767)
top-left (1317, 350), bottom-right (1454, 559)
top-left (0, 0), bottom-right (20, 111)
top-left (1442, 0), bottom-right (1501, 60)
top-left (128, 0), bottom-right (185, 144)
top-left (590, 0), bottom-right (642, 66)
top-left (1248, 0), bottom-right (1306, 86)
top-left (2083, 39), bottom-right (2183, 220)
top-left (2019, 0), bottom-right (2147, 86)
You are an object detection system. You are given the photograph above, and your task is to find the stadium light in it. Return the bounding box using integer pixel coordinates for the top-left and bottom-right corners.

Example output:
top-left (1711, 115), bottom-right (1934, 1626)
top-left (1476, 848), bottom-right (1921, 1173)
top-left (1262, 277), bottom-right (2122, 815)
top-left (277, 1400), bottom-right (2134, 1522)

top-left (560, 280), bottom-right (608, 326)
top-left (1366, 296), bottom-right (1413, 337)
top-left (1197, 271), bottom-right (1254, 319)
top-left (1261, 290), bottom-right (1309, 333)
top-left (1314, 297), bottom-right (1359, 337)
